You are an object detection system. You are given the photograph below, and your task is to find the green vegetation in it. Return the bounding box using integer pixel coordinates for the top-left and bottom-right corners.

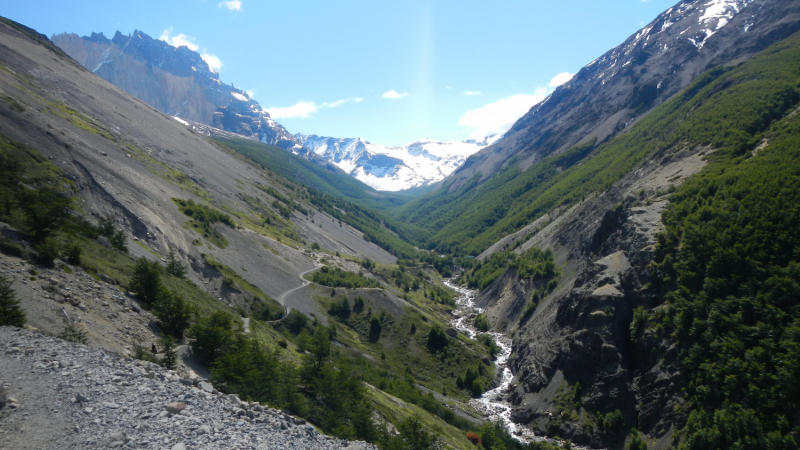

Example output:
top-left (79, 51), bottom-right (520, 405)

top-left (0, 274), bottom-right (25, 327)
top-left (461, 247), bottom-right (559, 291)
top-left (129, 258), bottom-right (163, 304)
top-left (57, 319), bottom-right (88, 345)
top-left (473, 314), bottom-right (489, 332)
top-left (646, 32), bottom-right (800, 450)
top-left (309, 266), bottom-right (382, 289)
top-left (159, 336), bottom-right (179, 370)
top-left (173, 198), bottom-right (233, 248)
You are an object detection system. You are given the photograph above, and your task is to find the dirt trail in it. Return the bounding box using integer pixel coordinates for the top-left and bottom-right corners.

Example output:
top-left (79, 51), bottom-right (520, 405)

top-left (277, 266), bottom-right (319, 305)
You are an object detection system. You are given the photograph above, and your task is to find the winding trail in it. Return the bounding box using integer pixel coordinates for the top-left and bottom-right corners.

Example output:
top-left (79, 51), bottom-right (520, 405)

top-left (278, 266), bottom-right (320, 304)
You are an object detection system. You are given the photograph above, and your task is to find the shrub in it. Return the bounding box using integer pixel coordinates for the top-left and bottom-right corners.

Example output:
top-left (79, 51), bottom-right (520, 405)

top-left (57, 319), bottom-right (88, 345)
top-left (154, 290), bottom-right (192, 338)
top-left (34, 240), bottom-right (59, 267)
top-left (66, 244), bottom-right (82, 266)
top-left (353, 296), bottom-right (365, 313)
top-left (601, 409), bottom-right (624, 431)
top-left (129, 257), bottom-right (162, 304)
top-left (466, 431), bottom-right (481, 445)
top-left (474, 314), bottom-right (489, 332)
top-left (189, 311), bottom-right (234, 364)
top-left (426, 324), bottom-right (448, 351)
top-left (285, 309), bottom-right (309, 334)
top-left (368, 316), bottom-right (382, 342)
top-left (20, 188), bottom-right (73, 239)
top-left (328, 297), bottom-right (351, 319)
top-left (164, 250), bottom-right (186, 279)
top-left (0, 274), bottom-right (25, 327)
top-left (159, 336), bottom-right (179, 370)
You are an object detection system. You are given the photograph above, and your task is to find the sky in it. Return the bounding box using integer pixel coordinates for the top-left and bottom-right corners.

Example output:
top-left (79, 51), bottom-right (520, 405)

top-left (3, 0), bottom-right (676, 146)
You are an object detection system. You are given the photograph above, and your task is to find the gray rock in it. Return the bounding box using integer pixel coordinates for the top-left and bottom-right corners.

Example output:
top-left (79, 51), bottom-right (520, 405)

top-left (97, 235), bottom-right (112, 249)
top-left (197, 424), bottom-right (212, 435)
top-left (75, 393), bottom-right (88, 403)
top-left (197, 381), bottom-right (214, 393)
top-left (179, 378), bottom-right (193, 386)
top-left (171, 443), bottom-right (187, 450)
top-left (164, 402), bottom-right (186, 414)
top-left (99, 432), bottom-right (126, 447)
top-left (444, 327), bottom-right (458, 337)
top-left (53, 294), bottom-right (66, 304)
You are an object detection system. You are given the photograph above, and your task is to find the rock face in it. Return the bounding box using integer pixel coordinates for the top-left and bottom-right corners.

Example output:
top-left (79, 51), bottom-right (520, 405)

top-left (477, 145), bottom-right (709, 448)
top-left (295, 134), bottom-right (500, 191)
top-left (445, 0), bottom-right (800, 191)
top-left (51, 30), bottom-right (305, 152)
top-left (0, 327), bottom-right (376, 450)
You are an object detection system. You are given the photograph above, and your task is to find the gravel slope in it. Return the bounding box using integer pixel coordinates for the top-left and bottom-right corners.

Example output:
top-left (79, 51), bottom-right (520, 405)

top-left (0, 327), bottom-right (374, 450)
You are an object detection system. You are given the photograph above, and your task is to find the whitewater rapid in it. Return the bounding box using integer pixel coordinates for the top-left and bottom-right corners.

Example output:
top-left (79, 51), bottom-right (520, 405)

top-left (445, 280), bottom-right (564, 445)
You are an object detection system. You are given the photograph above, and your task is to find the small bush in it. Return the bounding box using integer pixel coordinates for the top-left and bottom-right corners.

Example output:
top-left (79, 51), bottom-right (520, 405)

top-left (57, 320), bottom-right (88, 345)
top-left (474, 314), bottom-right (489, 332)
top-left (34, 240), bottom-right (59, 267)
top-left (159, 336), bottom-right (179, 370)
top-left (0, 274), bottom-right (25, 327)
top-left (66, 244), bottom-right (82, 266)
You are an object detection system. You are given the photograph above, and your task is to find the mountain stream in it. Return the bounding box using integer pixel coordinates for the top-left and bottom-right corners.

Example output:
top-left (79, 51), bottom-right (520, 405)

top-left (445, 280), bottom-right (566, 446)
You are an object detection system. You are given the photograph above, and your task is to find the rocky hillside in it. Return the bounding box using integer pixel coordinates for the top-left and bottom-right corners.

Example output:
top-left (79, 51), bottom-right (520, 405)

top-left (391, 0), bottom-right (800, 257)
top-left (295, 134), bottom-right (500, 191)
top-left (445, 0), bottom-right (800, 190)
top-left (466, 25), bottom-right (800, 449)
top-left (0, 327), bottom-right (374, 450)
top-left (51, 30), bottom-right (305, 152)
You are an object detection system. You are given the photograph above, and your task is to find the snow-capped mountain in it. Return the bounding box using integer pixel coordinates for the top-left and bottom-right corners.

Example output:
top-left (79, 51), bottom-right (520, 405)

top-left (447, 0), bottom-right (800, 189)
top-left (52, 30), bottom-right (305, 152)
top-left (294, 134), bottom-right (502, 191)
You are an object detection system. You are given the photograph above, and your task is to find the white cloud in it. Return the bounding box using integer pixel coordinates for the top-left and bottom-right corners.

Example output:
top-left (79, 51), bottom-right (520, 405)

top-left (458, 88), bottom-right (548, 140)
top-left (322, 99), bottom-right (349, 108)
top-left (159, 28), bottom-right (198, 51)
top-left (266, 101), bottom-right (318, 119)
top-left (200, 53), bottom-right (223, 72)
top-left (383, 90), bottom-right (409, 99)
top-left (266, 97), bottom-right (354, 119)
top-left (354, 97), bottom-right (364, 103)
top-left (160, 28), bottom-right (223, 72)
top-left (549, 72), bottom-right (574, 88)
top-left (246, 90), bottom-right (256, 98)
top-left (464, 91), bottom-right (481, 96)
top-left (219, 0), bottom-right (242, 11)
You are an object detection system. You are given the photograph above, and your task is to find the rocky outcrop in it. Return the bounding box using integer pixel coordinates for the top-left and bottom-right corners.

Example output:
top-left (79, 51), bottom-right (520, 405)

top-left (445, 0), bottom-right (800, 191)
top-left (480, 145), bottom-right (708, 448)
top-left (51, 30), bottom-right (304, 151)
top-left (0, 327), bottom-right (375, 449)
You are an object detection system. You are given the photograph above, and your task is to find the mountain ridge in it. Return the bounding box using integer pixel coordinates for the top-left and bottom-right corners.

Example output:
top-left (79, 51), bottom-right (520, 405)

top-left (51, 30), bottom-right (306, 152)
top-left (295, 133), bottom-right (500, 191)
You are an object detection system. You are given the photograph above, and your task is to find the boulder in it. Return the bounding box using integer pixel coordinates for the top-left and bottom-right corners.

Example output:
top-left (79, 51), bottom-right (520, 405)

top-left (444, 327), bottom-right (458, 337)
top-left (164, 402), bottom-right (186, 414)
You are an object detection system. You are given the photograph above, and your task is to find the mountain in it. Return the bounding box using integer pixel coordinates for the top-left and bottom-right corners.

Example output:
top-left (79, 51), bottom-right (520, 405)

top-left (51, 30), bottom-right (305, 152)
top-left (295, 133), bottom-right (500, 191)
top-left (0, 17), bottom-right (499, 450)
top-left (445, 0), bottom-right (800, 190)
top-left (392, 0), bottom-right (800, 256)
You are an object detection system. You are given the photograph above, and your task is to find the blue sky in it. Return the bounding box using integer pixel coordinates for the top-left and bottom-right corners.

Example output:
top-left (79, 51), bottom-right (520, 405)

top-left (3, 0), bottom-right (675, 146)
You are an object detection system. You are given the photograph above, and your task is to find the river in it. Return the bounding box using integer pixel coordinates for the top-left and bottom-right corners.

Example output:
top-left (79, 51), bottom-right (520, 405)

top-left (444, 280), bottom-right (566, 446)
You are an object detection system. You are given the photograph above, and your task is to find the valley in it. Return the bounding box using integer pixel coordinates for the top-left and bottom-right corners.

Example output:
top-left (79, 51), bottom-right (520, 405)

top-left (1, 0), bottom-right (800, 449)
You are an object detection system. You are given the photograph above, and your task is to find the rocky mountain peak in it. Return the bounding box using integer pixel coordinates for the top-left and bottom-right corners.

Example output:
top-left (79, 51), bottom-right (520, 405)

top-left (51, 30), bottom-right (304, 152)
